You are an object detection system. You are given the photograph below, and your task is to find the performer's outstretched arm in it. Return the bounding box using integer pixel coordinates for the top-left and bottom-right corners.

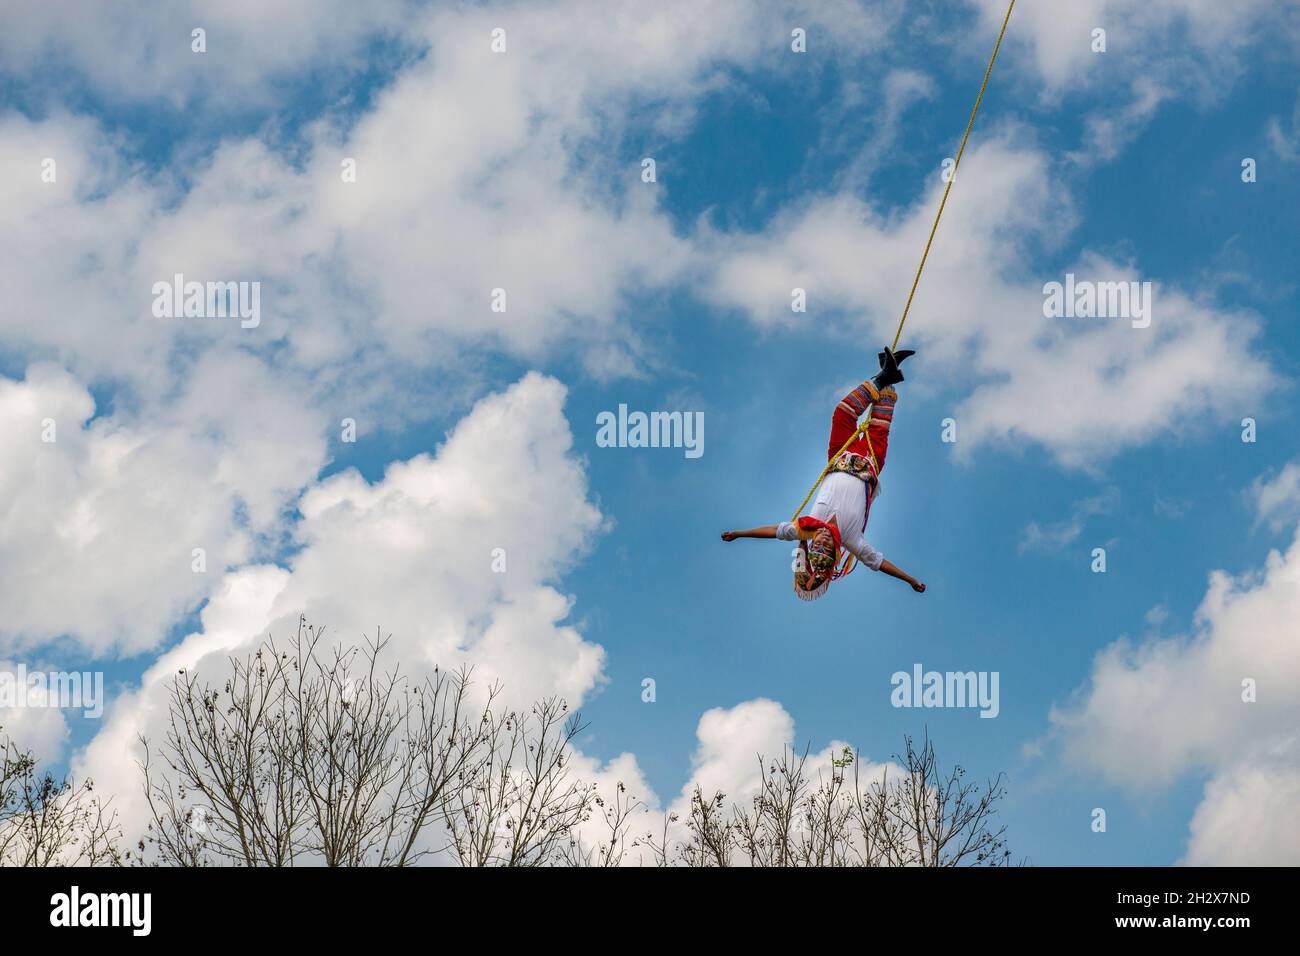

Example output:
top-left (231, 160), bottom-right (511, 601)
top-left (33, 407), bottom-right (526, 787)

top-left (723, 522), bottom-right (824, 542)
top-left (878, 559), bottom-right (926, 593)
top-left (721, 525), bottom-right (779, 541)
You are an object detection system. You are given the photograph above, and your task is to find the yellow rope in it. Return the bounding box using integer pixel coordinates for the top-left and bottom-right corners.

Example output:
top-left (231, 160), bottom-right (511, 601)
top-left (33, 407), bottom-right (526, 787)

top-left (789, 0), bottom-right (1015, 523)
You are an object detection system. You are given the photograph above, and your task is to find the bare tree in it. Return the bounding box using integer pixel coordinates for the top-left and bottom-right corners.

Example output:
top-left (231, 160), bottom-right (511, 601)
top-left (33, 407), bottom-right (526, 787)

top-left (888, 731), bottom-right (1012, 866)
top-left (5, 622), bottom-right (1015, 869)
top-left (138, 617), bottom-right (604, 867)
top-left (559, 780), bottom-right (646, 867)
top-left (138, 617), bottom-right (492, 866)
top-left (678, 787), bottom-right (739, 867)
top-left (441, 697), bottom-right (597, 866)
top-left (645, 732), bottom-right (1013, 868)
top-left (0, 730), bottom-right (120, 866)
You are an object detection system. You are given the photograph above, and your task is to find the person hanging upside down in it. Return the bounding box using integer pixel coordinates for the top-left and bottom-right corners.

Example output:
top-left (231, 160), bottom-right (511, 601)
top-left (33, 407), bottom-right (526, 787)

top-left (721, 346), bottom-right (927, 601)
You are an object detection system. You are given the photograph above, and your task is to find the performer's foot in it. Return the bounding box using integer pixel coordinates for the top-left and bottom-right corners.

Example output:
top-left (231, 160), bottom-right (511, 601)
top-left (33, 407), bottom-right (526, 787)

top-left (872, 346), bottom-right (912, 389)
top-left (877, 348), bottom-right (916, 369)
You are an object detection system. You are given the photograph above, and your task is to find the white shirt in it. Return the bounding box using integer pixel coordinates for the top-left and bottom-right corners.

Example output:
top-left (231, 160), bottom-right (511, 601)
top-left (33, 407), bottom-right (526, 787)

top-left (775, 472), bottom-right (884, 571)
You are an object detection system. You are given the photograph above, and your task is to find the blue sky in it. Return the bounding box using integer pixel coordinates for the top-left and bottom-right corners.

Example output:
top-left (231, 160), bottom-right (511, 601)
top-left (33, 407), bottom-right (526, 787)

top-left (3, 1), bottom-right (1299, 865)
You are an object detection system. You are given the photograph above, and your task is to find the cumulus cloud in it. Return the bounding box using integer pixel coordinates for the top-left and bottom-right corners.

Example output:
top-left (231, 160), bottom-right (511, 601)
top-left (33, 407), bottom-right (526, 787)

top-left (1182, 756), bottom-right (1300, 865)
top-left (666, 697), bottom-right (898, 820)
top-left (0, 358), bottom-right (326, 656)
top-left (0, 659), bottom-right (71, 765)
top-left (271, 371), bottom-right (607, 704)
top-left (674, 698), bottom-right (796, 805)
top-left (1046, 518), bottom-right (1300, 863)
top-left (73, 372), bottom-right (608, 835)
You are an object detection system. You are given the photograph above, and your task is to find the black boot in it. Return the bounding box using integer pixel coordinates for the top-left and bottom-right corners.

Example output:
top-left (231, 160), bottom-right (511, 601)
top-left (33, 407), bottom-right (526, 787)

top-left (877, 348), bottom-right (915, 369)
top-left (872, 346), bottom-right (914, 390)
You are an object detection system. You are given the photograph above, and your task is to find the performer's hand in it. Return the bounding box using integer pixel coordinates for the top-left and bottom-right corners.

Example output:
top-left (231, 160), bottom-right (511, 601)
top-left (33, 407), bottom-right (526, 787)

top-left (721, 531), bottom-right (738, 541)
top-left (911, 580), bottom-right (926, 593)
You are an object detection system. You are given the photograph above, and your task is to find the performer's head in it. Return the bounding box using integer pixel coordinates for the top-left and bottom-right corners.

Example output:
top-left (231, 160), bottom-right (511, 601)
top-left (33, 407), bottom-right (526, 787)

top-left (793, 526), bottom-right (838, 601)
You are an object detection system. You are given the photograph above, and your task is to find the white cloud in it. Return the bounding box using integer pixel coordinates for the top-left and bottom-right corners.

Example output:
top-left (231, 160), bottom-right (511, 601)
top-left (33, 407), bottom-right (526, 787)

top-left (0, 113), bottom-right (164, 388)
top-left (964, 0), bottom-right (1291, 166)
top-left (1020, 488), bottom-right (1117, 552)
top-left (593, 698), bottom-right (905, 866)
top-left (1047, 519), bottom-right (1300, 863)
top-left (1253, 461), bottom-right (1300, 531)
top-left (25, 0), bottom-right (1283, 130)
top-left (666, 698), bottom-right (898, 822)
top-left (73, 372), bottom-right (608, 836)
top-left (271, 372), bottom-right (606, 702)
top-left (0, 0), bottom-right (416, 107)
top-left (1182, 755), bottom-right (1300, 865)
top-left (675, 698), bottom-right (796, 805)
top-left (972, 0), bottom-right (1280, 95)
top-left (0, 359), bottom-right (326, 656)
top-left (1267, 93), bottom-right (1300, 162)
top-left (0, 659), bottom-right (71, 765)
top-left (1066, 75), bottom-right (1167, 166)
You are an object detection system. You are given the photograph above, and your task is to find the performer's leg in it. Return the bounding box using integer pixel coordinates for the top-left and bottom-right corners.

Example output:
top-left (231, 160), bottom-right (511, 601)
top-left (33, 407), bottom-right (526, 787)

top-left (828, 347), bottom-right (911, 468)
top-left (862, 386), bottom-right (897, 474)
top-left (828, 380), bottom-right (878, 462)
